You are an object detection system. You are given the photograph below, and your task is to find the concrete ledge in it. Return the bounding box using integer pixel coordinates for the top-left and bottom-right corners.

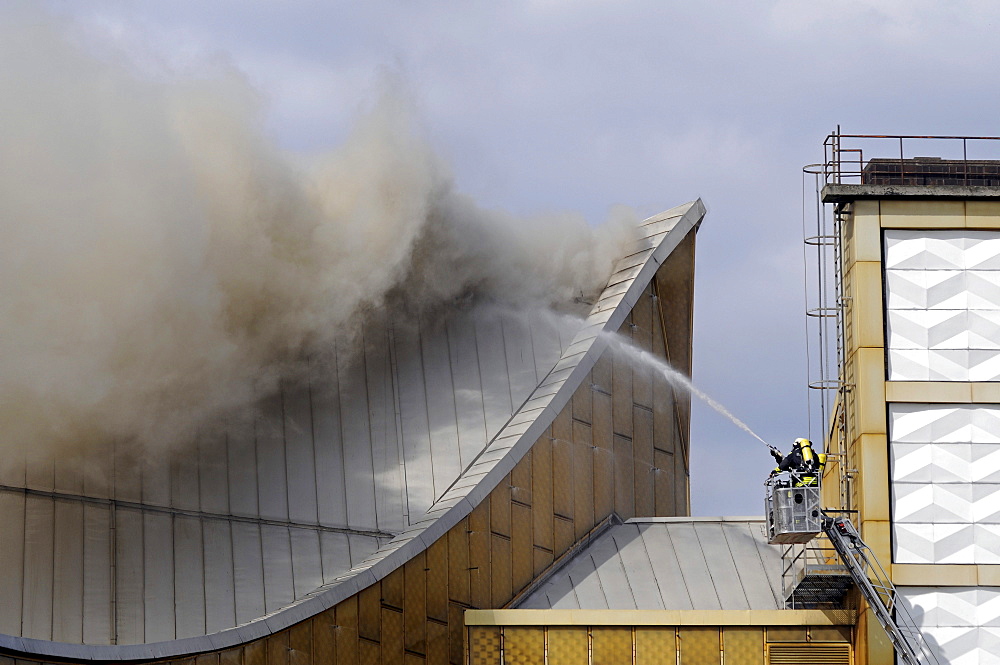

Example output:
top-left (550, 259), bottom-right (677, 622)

top-left (886, 381), bottom-right (974, 403)
top-left (886, 381), bottom-right (1000, 403)
top-left (823, 184), bottom-right (1000, 202)
top-left (892, 564), bottom-right (979, 586)
top-left (893, 564), bottom-right (1000, 586)
top-left (465, 609), bottom-right (856, 626)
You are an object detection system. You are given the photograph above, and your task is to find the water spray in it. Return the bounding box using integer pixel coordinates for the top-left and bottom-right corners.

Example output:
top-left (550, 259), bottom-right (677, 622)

top-left (599, 331), bottom-right (778, 453)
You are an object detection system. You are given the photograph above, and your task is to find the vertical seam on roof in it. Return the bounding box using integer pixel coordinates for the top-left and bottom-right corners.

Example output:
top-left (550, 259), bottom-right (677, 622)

top-left (741, 522), bottom-right (781, 609)
top-left (610, 527), bottom-right (639, 610)
top-left (665, 523), bottom-right (693, 609)
top-left (387, 323), bottom-right (408, 527)
top-left (635, 523), bottom-right (667, 610)
top-left (361, 323), bottom-right (379, 531)
top-left (692, 523), bottom-right (723, 610)
top-left (444, 320), bottom-right (463, 470)
top-left (719, 522), bottom-right (752, 610)
top-left (333, 345), bottom-right (349, 529)
top-left (586, 554), bottom-right (611, 609)
top-left (471, 318), bottom-right (490, 459)
top-left (279, 390), bottom-right (296, 613)
top-left (754, 523), bottom-right (785, 608)
top-left (527, 313), bottom-right (540, 387)
top-left (416, 325), bottom-right (438, 507)
top-left (199, 492), bottom-right (208, 636)
top-left (499, 314), bottom-right (514, 413)
top-left (307, 381), bottom-right (321, 557)
top-left (226, 448), bottom-right (237, 634)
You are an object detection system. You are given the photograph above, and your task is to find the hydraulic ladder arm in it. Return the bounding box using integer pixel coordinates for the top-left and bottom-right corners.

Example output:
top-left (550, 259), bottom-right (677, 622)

top-left (822, 516), bottom-right (941, 665)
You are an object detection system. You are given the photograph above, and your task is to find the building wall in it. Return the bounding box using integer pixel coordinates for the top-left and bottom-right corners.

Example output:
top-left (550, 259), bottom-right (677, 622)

top-left (0, 234), bottom-right (696, 665)
top-left (466, 610), bottom-right (854, 665)
top-left (835, 198), bottom-right (1000, 665)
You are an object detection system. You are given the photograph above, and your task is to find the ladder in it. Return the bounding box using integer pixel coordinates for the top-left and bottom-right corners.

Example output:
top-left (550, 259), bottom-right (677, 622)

top-left (821, 516), bottom-right (942, 665)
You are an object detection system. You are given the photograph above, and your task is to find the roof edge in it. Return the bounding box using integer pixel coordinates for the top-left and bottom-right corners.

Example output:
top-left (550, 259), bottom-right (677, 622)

top-left (465, 609), bottom-right (857, 626)
top-left (626, 516), bottom-right (765, 523)
top-left (823, 183), bottom-right (1000, 202)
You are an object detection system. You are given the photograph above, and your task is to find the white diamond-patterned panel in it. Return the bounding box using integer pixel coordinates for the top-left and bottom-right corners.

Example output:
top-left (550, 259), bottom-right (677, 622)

top-left (884, 230), bottom-right (968, 270)
top-left (885, 230), bottom-right (1000, 270)
top-left (885, 270), bottom-right (966, 309)
top-left (885, 230), bottom-right (1000, 381)
top-left (890, 404), bottom-right (1000, 444)
top-left (890, 404), bottom-right (1000, 564)
top-left (898, 588), bottom-right (1000, 665)
top-left (887, 309), bottom-right (1000, 351)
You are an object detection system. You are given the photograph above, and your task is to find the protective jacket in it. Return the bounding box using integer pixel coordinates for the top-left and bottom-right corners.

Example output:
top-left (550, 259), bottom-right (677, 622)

top-left (771, 438), bottom-right (825, 486)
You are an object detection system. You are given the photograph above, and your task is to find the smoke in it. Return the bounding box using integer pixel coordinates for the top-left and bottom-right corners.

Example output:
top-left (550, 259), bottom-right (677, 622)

top-left (0, 7), bottom-right (638, 464)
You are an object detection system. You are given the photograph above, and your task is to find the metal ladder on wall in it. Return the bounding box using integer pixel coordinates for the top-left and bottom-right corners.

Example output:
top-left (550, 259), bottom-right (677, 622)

top-left (822, 516), bottom-right (942, 665)
top-left (793, 129), bottom-right (857, 606)
top-left (805, 129), bottom-right (855, 514)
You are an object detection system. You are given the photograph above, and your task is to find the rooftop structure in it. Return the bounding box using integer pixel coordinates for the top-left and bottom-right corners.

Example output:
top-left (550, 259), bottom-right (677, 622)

top-left (515, 517), bottom-right (785, 611)
top-left (0, 201), bottom-right (704, 663)
top-left (801, 130), bottom-right (1000, 665)
top-left (467, 518), bottom-right (855, 665)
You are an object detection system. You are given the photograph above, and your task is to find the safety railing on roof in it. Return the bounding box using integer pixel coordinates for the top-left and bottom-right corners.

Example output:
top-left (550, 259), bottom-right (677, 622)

top-left (805, 128), bottom-right (1000, 186)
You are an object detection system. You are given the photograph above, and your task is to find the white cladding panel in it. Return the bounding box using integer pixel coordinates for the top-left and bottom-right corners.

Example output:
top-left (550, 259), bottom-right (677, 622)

top-left (899, 587), bottom-right (1000, 665)
top-left (891, 404), bottom-right (1000, 564)
top-left (885, 229), bottom-right (1000, 381)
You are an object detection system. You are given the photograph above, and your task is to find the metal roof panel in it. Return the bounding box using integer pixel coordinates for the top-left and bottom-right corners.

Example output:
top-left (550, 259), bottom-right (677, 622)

top-left (515, 518), bottom-right (782, 612)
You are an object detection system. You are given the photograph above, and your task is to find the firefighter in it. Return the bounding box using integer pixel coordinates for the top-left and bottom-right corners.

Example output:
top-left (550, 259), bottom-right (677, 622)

top-left (770, 438), bottom-right (825, 486)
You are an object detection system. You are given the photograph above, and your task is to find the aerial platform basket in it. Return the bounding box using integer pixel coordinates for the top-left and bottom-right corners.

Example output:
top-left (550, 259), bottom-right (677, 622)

top-left (766, 475), bottom-right (822, 544)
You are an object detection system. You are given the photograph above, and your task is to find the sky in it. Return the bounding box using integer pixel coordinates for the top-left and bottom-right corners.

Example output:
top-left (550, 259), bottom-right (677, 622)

top-left (36, 0), bottom-right (1000, 515)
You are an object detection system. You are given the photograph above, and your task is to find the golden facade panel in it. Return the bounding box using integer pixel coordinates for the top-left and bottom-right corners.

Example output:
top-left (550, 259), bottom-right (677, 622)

top-left (591, 626), bottom-right (632, 665)
top-left (546, 626), bottom-right (588, 665)
top-left (426, 540), bottom-right (449, 624)
top-left (809, 626), bottom-right (852, 643)
top-left (766, 627), bottom-right (807, 642)
top-left (723, 628), bottom-right (764, 665)
top-left (572, 421), bottom-right (596, 540)
top-left (467, 627), bottom-right (501, 665)
top-left (381, 609), bottom-right (404, 665)
top-left (613, 434), bottom-right (635, 518)
top-left (553, 517), bottom-right (575, 558)
top-left (510, 504), bottom-right (533, 593)
top-left (531, 436), bottom-right (554, 553)
top-left (550, 436), bottom-right (574, 520)
top-left (635, 626), bottom-right (676, 665)
top-left (612, 349), bottom-right (634, 440)
top-left (678, 627), bottom-right (721, 665)
top-left (500, 628), bottom-right (542, 665)
top-left (449, 521), bottom-right (471, 607)
top-left (404, 554), bottom-right (428, 654)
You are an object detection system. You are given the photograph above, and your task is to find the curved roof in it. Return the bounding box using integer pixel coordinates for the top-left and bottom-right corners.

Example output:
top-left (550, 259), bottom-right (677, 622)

top-left (0, 199), bottom-right (705, 660)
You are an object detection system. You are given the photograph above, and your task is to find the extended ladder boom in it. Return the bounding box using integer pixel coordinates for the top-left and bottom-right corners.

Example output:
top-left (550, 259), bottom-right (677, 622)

top-left (822, 516), bottom-right (940, 665)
